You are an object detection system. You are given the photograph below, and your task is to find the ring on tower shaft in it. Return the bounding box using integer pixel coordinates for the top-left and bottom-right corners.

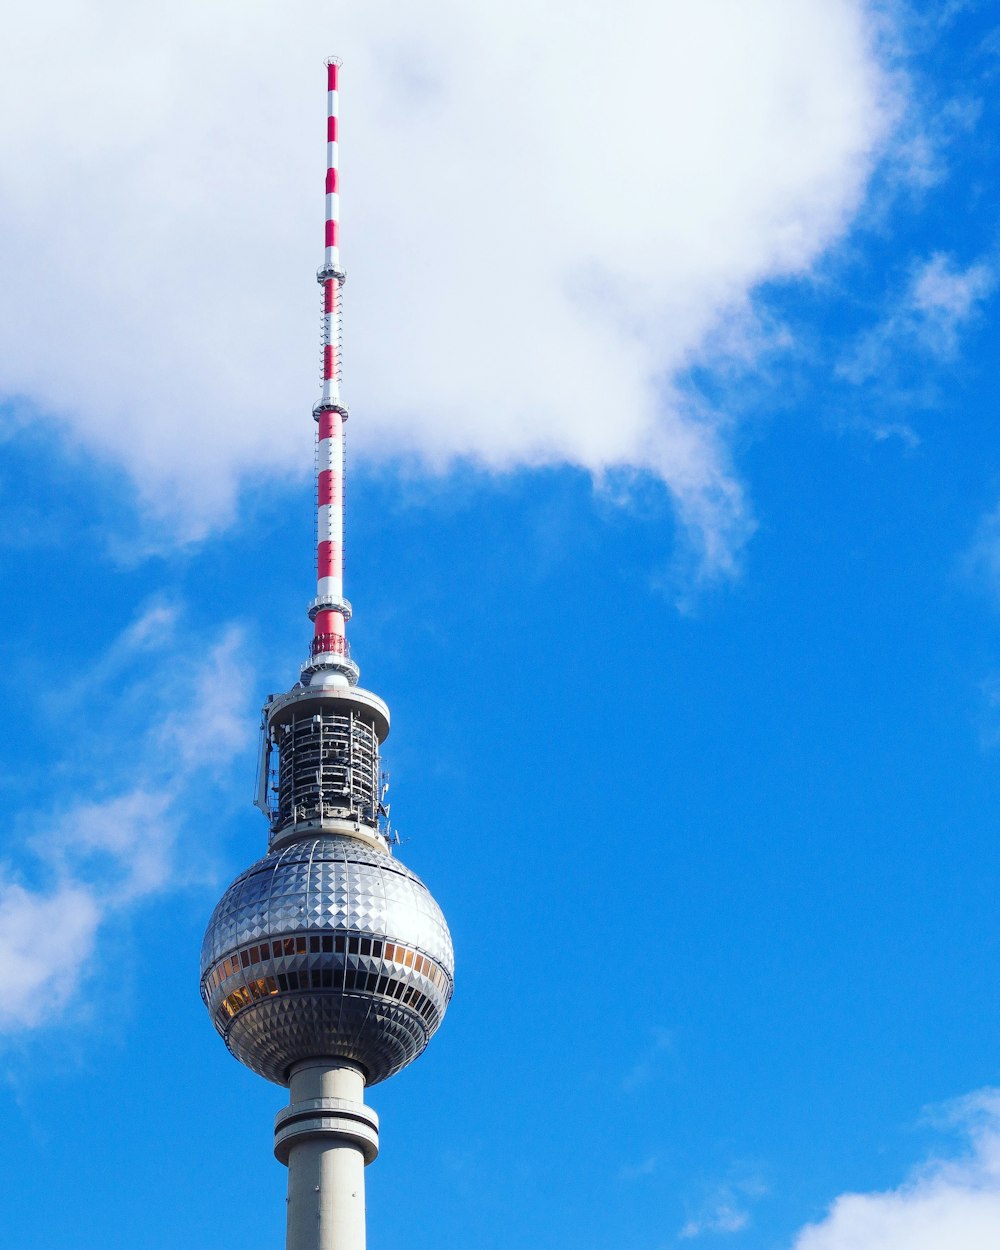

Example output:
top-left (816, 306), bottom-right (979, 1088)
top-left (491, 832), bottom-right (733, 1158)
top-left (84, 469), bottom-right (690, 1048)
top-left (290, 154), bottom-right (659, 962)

top-left (199, 58), bottom-right (454, 1250)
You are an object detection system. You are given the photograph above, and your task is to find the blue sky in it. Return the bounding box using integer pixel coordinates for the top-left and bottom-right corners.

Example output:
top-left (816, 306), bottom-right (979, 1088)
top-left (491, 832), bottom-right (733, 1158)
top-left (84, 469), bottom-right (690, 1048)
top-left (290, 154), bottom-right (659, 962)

top-left (3, 2), bottom-right (1000, 1248)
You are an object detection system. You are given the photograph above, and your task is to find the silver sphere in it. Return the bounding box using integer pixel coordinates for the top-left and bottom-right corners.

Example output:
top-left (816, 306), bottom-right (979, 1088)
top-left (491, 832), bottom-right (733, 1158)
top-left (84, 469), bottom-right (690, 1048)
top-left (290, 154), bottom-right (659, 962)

top-left (200, 835), bottom-right (454, 1086)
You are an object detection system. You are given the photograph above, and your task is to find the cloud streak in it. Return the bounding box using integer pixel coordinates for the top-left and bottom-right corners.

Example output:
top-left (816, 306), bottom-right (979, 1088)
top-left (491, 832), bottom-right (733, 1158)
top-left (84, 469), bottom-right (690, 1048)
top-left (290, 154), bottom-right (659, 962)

top-left (680, 1169), bottom-right (769, 1240)
top-left (0, 606), bottom-right (254, 1034)
top-left (839, 251), bottom-right (995, 386)
top-left (621, 1026), bottom-right (674, 1092)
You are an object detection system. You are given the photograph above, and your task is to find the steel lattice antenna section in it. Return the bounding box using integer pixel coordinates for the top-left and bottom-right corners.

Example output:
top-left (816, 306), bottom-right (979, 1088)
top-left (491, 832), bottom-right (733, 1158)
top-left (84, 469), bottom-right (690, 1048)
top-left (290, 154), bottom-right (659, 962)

top-left (200, 59), bottom-right (455, 1250)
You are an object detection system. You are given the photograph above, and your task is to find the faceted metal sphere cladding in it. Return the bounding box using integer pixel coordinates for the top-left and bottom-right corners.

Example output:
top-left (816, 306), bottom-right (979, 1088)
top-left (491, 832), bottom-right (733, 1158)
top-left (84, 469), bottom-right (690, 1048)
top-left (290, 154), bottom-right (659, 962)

top-left (200, 836), bottom-right (454, 1086)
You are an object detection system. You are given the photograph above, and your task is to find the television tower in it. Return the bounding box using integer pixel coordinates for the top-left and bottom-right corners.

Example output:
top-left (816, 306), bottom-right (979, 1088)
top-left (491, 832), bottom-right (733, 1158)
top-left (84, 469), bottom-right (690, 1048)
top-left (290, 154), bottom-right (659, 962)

top-left (200, 60), bottom-right (454, 1250)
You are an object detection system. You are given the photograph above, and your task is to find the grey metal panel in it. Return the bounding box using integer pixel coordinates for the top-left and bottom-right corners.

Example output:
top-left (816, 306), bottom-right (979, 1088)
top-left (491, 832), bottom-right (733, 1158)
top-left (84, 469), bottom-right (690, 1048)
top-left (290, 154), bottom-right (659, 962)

top-left (201, 835), bottom-right (454, 1086)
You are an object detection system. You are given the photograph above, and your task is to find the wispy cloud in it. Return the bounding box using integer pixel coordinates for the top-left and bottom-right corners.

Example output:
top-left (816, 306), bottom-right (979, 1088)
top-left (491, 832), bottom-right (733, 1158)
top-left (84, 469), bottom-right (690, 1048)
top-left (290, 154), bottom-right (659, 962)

top-left (909, 253), bottom-right (996, 354)
top-left (839, 251), bottom-right (995, 386)
top-left (679, 1203), bottom-right (749, 1240)
top-left (791, 1089), bottom-right (1000, 1249)
top-left (953, 504), bottom-right (1000, 748)
top-left (0, 606), bottom-right (255, 1034)
top-left (964, 502), bottom-right (1000, 601)
top-left (0, 883), bottom-right (102, 1031)
top-left (618, 1155), bottom-right (660, 1183)
top-left (621, 1027), bottom-right (674, 1093)
top-left (678, 1168), bottom-right (769, 1240)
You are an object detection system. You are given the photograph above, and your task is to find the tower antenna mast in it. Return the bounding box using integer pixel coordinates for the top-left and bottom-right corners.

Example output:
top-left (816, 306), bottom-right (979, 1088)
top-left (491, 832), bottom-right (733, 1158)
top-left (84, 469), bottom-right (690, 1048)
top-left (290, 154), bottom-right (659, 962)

top-left (307, 56), bottom-right (356, 687)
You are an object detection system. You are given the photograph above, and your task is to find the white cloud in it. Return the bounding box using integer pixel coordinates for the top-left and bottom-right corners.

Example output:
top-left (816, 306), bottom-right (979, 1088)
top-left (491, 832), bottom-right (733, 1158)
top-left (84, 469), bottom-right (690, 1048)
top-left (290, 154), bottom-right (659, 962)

top-left (965, 502), bottom-right (1000, 600)
top-left (680, 1170), bottom-right (768, 1239)
top-left (0, 609), bottom-right (254, 1034)
top-left (961, 505), bottom-right (1000, 745)
top-left (0, 0), bottom-right (899, 573)
top-left (909, 253), bottom-right (995, 354)
top-left (791, 1090), bottom-right (1000, 1250)
top-left (50, 788), bottom-right (178, 906)
top-left (622, 1026), bottom-right (674, 1092)
top-left (156, 628), bottom-right (254, 773)
top-left (0, 880), bottom-right (101, 1031)
top-left (618, 1154), bottom-right (659, 1182)
top-left (680, 1202), bottom-right (750, 1239)
top-left (839, 251), bottom-right (994, 385)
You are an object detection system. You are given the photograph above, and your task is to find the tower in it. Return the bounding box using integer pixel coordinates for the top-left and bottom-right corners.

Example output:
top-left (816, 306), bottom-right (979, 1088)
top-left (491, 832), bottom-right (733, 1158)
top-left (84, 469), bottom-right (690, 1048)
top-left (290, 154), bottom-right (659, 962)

top-left (200, 60), bottom-right (454, 1250)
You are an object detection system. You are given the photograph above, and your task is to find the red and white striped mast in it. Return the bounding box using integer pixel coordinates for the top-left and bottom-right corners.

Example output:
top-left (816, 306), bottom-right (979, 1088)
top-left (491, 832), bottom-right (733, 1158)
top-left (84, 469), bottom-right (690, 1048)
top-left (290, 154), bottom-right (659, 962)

top-left (304, 56), bottom-right (358, 689)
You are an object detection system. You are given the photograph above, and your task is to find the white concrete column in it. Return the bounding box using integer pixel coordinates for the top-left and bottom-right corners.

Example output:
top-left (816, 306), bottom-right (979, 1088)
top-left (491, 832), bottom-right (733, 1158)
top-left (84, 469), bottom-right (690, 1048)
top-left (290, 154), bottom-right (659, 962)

top-left (274, 1059), bottom-right (379, 1250)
